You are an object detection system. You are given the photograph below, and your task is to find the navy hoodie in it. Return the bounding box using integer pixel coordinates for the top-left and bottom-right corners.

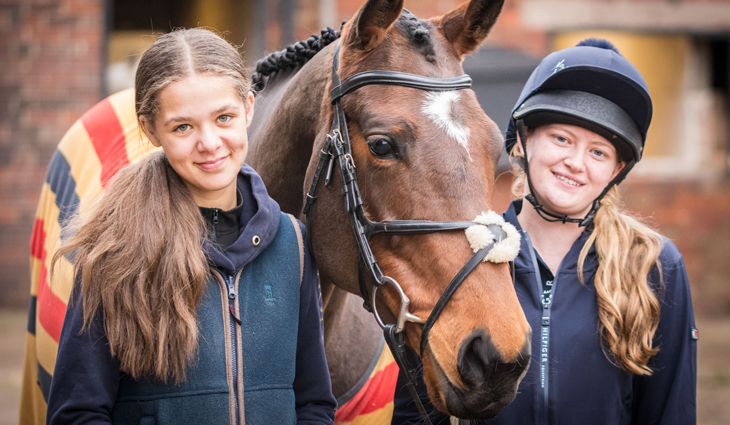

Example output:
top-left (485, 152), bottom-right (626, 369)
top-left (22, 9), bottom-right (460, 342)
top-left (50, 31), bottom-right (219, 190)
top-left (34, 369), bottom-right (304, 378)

top-left (392, 199), bottom-right (697, 425)
top-left (47, 164), bottom-right (336, 424)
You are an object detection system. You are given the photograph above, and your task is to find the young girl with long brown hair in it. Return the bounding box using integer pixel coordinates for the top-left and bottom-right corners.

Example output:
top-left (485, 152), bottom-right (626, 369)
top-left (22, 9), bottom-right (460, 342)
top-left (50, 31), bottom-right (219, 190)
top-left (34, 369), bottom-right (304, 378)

top-left (46, 28), bottom-right (336, 424)
top-left (392, 39), bottom-right (697, 424)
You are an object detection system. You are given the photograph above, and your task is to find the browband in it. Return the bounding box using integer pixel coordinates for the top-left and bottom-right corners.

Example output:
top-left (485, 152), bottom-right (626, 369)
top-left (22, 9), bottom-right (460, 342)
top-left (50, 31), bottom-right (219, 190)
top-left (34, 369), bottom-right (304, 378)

top-left (330, 70), bottom-right (472, 104)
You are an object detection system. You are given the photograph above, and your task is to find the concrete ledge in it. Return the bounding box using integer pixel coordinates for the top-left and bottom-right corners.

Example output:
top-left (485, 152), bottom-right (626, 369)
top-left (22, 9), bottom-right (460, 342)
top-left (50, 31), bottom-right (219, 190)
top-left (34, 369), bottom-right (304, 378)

top-left (522, 1), bottom-right (730, 32)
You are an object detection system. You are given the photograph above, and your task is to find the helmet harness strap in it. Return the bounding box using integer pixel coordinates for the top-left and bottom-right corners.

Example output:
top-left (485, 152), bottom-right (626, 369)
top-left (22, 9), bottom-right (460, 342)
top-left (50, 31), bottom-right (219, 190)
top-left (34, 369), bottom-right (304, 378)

top-left (516, 119), bottom-right (636, 229)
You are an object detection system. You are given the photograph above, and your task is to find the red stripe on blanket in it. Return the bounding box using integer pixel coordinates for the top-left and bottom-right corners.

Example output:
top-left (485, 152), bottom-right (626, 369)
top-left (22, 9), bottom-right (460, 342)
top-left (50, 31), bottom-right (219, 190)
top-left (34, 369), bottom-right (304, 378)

top-left (34, 222), bottom-right (66, 343)
top-left (335, 360), bottom-right (399, 422)
top-left (30, 218), bottom-right (44, 260)
top-left (81, 98), bottom-right (130, 189)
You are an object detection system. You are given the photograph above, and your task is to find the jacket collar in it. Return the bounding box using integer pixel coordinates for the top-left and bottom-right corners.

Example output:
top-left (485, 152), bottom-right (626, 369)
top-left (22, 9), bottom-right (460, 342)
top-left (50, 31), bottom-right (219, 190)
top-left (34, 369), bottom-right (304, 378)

top-left (503, 199), bottom-right (524, 231)
top-left (204, 164), bottom-right (282, 274)
top-left (503, 198), bottom-right (597, 272)
top-left (199, 190), bottom-right (243, 249)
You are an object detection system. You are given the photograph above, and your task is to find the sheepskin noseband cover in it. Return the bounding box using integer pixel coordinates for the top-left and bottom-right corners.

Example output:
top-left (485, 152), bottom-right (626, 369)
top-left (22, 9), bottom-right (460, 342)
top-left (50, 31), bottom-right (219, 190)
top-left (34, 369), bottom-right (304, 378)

top-left (465, 211), bottom-right (521, 263)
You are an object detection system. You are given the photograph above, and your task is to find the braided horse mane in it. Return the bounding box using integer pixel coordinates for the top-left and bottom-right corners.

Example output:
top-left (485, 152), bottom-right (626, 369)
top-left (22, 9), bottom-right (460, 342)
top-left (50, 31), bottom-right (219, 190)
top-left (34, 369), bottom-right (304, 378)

top-left (252, 26), bottom-right (341, 93)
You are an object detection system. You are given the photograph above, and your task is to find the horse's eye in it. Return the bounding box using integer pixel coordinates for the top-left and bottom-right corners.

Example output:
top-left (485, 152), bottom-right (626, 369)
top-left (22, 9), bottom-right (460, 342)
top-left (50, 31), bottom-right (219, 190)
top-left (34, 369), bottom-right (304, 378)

top-left (368, 138), bottom-right (395, 158)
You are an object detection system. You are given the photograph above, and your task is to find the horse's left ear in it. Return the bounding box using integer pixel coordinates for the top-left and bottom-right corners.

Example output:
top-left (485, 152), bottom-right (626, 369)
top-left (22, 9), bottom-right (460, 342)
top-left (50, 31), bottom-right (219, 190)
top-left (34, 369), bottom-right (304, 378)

top-left (437, 0), bottom-right (504, 58)
top-left (344, 0), bottom-right (404, 51)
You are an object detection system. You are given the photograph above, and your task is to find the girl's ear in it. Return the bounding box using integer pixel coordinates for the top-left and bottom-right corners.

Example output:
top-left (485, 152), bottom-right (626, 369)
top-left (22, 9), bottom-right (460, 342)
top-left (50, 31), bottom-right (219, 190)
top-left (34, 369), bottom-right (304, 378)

top-left (139, 116), bottom-right (161, 148)
top-left (514, 130), bottom-right (525, 156)
top-left (611, 161), bottom-right (626, 180)
top-left (245, 92), bottom-right (255, 128)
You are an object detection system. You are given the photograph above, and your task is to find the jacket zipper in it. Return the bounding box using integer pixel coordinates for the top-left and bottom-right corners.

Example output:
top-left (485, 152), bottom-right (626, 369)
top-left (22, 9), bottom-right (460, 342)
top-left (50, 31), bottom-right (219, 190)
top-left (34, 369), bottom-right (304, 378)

top-left (227, 274), bottom-right (241, 425)
top-left (215, 269), bottom-right (241, 425)
top-left (523, 232), bottom-right (562, 425)
top-left (212, 209), bottom-right (219, 246)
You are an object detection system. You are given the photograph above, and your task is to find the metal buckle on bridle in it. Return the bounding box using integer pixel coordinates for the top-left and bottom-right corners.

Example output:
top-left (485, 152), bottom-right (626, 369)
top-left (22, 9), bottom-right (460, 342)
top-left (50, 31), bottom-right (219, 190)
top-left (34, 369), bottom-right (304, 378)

top-left (323, 130), bottom-right (342, 186)
top-left (330, 128), bottom-right (344, 149)
top-left (371, 276), bottom-right (425, 333)
top-left (343, 153), bottom-right (355, 173)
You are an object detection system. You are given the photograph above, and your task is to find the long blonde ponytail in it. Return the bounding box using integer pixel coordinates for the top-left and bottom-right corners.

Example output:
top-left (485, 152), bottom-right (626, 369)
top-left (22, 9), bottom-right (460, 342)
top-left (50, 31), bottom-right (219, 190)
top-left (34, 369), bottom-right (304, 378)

top-left (578, 187), bottom-right (663, 375)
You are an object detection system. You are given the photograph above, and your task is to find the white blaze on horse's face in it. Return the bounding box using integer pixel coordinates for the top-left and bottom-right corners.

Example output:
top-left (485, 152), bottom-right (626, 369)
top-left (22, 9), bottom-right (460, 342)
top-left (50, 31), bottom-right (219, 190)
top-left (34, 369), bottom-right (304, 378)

top-left (422, 91), bottom-right (471, 158)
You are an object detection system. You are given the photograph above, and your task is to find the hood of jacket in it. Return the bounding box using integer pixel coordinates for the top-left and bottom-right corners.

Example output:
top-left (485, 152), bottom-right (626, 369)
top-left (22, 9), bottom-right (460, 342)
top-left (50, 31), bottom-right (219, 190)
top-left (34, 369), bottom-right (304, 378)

top-left (203, 164), bottom-right (282, 274)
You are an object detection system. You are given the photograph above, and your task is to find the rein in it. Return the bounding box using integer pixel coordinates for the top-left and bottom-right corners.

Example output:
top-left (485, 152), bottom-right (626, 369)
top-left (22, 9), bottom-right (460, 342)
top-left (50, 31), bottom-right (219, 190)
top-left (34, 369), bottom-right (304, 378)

top-left (303, 41), bottom-right (511, 423)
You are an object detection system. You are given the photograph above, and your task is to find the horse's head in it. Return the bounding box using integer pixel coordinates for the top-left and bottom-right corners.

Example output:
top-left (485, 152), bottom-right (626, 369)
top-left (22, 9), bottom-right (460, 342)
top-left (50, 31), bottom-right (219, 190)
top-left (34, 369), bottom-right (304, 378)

top-left (306, 0), bottom-right (530, 419)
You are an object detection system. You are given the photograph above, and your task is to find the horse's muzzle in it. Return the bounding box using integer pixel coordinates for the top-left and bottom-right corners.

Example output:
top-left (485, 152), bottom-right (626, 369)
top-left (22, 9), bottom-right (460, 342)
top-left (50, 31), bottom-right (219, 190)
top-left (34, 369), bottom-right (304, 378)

top-left (441, 327), bottom-right (532, 420)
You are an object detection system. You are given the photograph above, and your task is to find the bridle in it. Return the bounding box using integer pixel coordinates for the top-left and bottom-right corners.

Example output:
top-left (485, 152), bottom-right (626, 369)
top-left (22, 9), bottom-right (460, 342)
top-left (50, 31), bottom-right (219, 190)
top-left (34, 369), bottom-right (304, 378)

top-left (303, 41), bottom-right (512, 424)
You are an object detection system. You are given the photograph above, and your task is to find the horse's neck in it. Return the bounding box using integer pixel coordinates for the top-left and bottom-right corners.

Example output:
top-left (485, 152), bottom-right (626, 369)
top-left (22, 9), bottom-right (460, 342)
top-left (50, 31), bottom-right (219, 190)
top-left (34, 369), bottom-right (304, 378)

top-left (322, 280), bottom-right (385, 399)
top-left (246, 52), bottom-right (345, 305)
top-left (246, 51), bottom-right (387, 400)
top-left (247, 53), bottom-right (333, 215)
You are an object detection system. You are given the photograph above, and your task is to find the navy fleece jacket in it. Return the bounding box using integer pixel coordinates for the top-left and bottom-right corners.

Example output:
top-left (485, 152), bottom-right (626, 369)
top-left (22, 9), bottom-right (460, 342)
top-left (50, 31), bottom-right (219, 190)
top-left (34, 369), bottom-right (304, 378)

top-left (392, 199), bottom-right (697, 425)
top-left (47, 164), bottom-right (336, 424)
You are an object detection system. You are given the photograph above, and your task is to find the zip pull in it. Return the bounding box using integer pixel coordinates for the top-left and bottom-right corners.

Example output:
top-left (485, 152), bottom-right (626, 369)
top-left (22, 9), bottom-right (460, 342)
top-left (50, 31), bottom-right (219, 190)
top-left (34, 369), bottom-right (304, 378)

top-left (229, 305), bottom-right (242, 325)
top-left (213, 209), bottom-right (219, 226)
top-left (226, 275), bottom-right (242, 325)
top-left (227, 275), bottom-right (236, 300)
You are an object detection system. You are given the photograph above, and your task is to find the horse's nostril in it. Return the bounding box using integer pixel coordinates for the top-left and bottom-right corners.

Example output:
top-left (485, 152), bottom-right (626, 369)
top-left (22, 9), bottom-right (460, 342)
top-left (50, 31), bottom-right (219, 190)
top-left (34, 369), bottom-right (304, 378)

top-left (457, 329), bottom-right (531, 389)
top-left (445, 330), bottom-right (531, 419)
top-left (457, 329), bottom-right (503, 387)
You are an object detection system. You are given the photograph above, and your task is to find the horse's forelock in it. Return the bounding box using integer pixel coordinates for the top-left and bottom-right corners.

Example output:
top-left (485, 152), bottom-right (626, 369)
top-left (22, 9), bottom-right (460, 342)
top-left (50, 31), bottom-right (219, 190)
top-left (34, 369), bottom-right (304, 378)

top-left (394, 10), bottom-right (436, 61)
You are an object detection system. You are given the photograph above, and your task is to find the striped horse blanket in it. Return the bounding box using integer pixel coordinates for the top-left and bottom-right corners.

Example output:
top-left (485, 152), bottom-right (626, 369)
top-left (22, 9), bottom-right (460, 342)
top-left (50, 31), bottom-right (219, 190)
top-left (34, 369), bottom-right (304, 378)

top-left (19, 88), bottom-right (399, 425)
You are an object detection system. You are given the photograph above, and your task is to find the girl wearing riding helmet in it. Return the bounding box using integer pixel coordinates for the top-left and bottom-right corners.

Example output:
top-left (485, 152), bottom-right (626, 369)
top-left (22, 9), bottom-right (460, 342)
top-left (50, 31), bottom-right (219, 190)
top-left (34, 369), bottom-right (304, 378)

top-left (46, 28), bottom-right (336, 424)
top-left (392, 38), bottom-right (697, 425)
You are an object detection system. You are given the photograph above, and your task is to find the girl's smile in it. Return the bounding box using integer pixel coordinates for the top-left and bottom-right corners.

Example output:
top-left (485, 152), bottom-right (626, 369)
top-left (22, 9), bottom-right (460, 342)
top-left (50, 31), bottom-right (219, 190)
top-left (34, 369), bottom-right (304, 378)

top-left (552, 171), bottom-right (583, 187)
top-left (196, 155), bottom-right (229, 170)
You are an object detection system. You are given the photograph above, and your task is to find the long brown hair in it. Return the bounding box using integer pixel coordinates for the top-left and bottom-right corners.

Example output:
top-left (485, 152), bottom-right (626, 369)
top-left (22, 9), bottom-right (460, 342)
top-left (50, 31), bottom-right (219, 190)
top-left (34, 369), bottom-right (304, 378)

top-left (510, 144), bottom-right (663, 375)
top-left (51, 28), bottom-right (252, 383)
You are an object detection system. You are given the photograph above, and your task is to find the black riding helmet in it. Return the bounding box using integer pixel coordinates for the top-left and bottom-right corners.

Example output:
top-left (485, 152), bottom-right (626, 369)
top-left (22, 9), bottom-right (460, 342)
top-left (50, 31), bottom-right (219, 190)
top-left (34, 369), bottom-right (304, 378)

top-left (505, 38), bottom-right (653, 227)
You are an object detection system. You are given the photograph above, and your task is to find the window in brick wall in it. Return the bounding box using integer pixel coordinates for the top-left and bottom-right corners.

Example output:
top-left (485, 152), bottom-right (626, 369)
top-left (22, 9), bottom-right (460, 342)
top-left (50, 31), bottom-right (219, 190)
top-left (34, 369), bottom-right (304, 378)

top-left (106, 0), bottom-right (256, 94)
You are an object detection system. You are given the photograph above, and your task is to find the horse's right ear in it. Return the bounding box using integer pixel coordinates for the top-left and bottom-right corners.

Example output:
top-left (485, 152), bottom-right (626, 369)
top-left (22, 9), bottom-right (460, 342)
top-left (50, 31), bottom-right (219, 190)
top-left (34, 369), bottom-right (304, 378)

top-left (343, 0), bottom-right (404, 51)
top-left (437, 0), bottom-right (504, 58)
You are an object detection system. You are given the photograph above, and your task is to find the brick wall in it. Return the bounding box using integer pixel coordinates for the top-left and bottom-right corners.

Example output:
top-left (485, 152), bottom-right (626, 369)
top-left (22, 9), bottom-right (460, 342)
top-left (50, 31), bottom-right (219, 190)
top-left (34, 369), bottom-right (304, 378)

top-left (622, 179), bottom-right (730, 317)
top-left (0, 0), bottom-right (105, 307)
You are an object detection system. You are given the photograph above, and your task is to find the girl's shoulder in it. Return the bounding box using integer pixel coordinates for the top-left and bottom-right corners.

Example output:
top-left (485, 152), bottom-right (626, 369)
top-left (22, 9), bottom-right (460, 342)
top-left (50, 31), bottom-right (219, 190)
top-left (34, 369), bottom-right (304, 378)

top-left (657, 237), bottom-right (685, 269)
top-left (653, 237), bottom-right (692, 302)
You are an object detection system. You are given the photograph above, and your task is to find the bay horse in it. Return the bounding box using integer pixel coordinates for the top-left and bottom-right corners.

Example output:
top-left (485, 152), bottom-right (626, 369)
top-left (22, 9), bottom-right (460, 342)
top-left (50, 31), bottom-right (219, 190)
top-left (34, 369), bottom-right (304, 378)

top-left (249, 0), bottom-right (530, 419)
top-left (20, 0), bottom-right (531, 423)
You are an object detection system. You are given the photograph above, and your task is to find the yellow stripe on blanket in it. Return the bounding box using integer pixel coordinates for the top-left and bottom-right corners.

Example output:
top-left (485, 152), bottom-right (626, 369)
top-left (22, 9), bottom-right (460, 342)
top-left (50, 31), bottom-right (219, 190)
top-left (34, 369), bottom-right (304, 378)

top-left (336, 345), bottom-right (398, 424)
